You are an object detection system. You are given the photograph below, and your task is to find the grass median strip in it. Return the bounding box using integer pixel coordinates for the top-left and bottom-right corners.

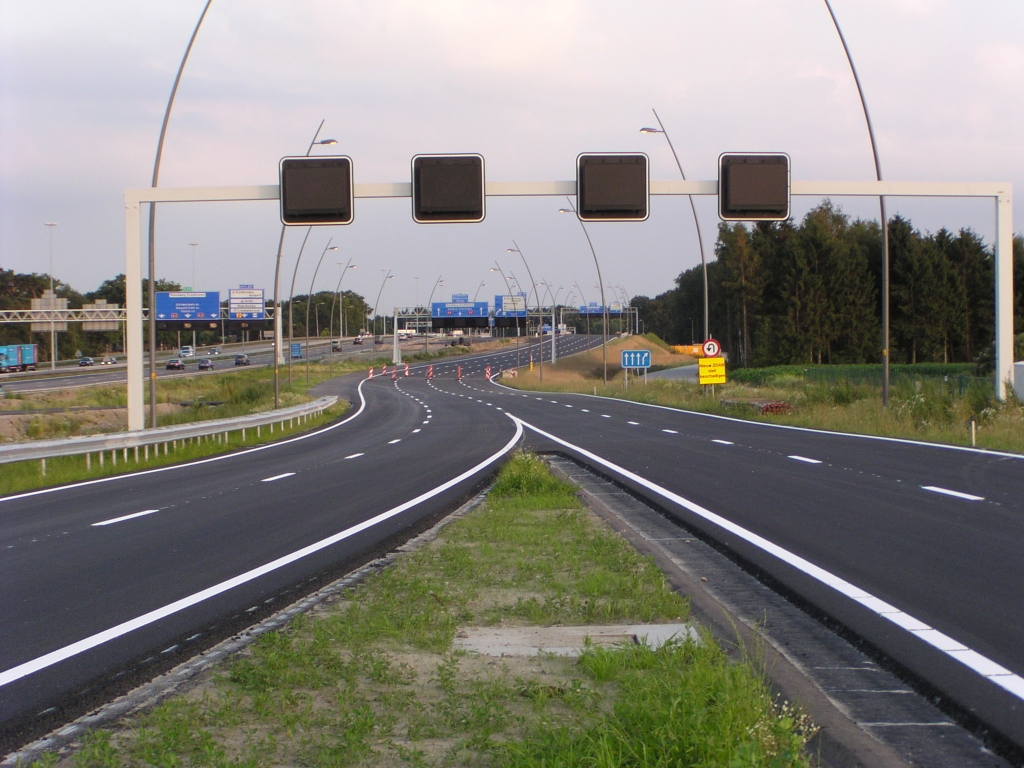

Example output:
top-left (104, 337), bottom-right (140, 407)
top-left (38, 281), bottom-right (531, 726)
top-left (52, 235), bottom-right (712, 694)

top-left (51, 452), bottom-right (814, 768)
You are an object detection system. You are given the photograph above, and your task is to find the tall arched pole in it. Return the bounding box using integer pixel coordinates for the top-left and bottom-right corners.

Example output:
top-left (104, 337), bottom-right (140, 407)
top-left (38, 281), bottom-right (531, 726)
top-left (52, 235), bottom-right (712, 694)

top-left (285, 225), bottom-right (314, 387)
top-left (372, 271), bottom-right (394, 342)
top-left (273, 121), bottom-right (336, 406)
top-left (492, 264), bottom-right (520, 368)
top-left (507, 243), bottom-right (542, 381)
top-left (641, 109), bottom-right (709, 342)
top-left (823, 0), bottom-right (890, 405)
top-left (328, 259), bottom-right (356, 374)
top-left (559, 199), bottom-right (608, 384)
top-left (304, 240), bottom-right (337, 384)
top-left (424, 275), bottom-right (443, 353)
top-left (148, 0), bottom-right (213, 427)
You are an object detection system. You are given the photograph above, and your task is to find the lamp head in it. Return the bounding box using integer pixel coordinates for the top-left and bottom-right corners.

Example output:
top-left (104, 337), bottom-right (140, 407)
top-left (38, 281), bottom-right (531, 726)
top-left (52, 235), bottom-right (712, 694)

top-left (318, 139), bottom-right (338, 145)
top-left (639, 127), bottom-right (662, 134)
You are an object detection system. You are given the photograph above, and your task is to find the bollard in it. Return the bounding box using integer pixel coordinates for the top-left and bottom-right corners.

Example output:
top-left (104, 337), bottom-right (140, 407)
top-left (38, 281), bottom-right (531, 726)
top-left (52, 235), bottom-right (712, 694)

top-left (86, 453), bottom-right (91, 470)
top-left (99, 451), bottom-right (105, 468)
top-left (41, 458), bottom-right (46, 477)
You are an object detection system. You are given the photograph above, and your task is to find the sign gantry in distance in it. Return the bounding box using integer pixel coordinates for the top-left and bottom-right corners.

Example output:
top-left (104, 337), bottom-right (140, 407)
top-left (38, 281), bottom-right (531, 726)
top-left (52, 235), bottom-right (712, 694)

top-left (718, 153), bottom-right (790, 221)
top-left (576, 153), bottom-right (649, 221)
top-left (279, 156), bottom-right (354, 225)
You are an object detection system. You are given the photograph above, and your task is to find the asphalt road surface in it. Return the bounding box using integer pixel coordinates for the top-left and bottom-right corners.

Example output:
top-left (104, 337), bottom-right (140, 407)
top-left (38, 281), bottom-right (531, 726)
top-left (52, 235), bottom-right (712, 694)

top-left (2, 333), bottom-right (1023, 755)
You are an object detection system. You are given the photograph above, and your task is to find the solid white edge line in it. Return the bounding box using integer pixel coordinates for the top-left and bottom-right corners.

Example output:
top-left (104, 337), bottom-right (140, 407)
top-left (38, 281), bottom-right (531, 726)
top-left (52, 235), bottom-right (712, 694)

top-left (506, 413), bottom-right (1024, 701)
top-left (486, 378), bottom-right (1024, 461)
top-left (788, 455), bottom-right (823, 464)
top-left (0, 379), bottom-right (372, 505)
top-left (261, 472), bottom-right (296, 483)
top-left (921, 486), bottom-right (985, 501)
top-left (91, 509), bottom-right (159, 527)
top-left (0, 416), bottom-right (523, 688)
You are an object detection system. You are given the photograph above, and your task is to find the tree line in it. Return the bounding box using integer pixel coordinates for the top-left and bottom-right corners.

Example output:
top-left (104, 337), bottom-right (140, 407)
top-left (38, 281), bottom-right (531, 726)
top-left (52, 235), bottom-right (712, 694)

top-left (633, 202), bottom-right (1024, 367)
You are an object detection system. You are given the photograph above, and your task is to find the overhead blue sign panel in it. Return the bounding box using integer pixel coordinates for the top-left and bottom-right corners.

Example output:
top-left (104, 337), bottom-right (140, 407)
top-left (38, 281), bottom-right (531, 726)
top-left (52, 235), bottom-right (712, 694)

top-left (155, 291), bottom-right (220, 321)
top-left (621, 349), bottom-right (651, 369)
top-left (450, 293), bottom-right (470, 303)
top-left (494, 293), bottom-right (527, 318)
top-left (432, 301), bottom-right (488, 318)
top-left (579, 304), bottom-right (622, 315)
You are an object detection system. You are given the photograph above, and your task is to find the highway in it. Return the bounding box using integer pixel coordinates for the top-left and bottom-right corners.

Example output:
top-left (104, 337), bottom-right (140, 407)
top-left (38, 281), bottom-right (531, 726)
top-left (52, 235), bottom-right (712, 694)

top-left (2, 333), bottom-right (1023, 755)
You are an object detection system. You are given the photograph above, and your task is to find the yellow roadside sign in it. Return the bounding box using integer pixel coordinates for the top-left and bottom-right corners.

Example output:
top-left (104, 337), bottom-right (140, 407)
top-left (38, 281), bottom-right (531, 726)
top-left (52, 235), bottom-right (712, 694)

top-left (698, 357), bottom-right (726, 385)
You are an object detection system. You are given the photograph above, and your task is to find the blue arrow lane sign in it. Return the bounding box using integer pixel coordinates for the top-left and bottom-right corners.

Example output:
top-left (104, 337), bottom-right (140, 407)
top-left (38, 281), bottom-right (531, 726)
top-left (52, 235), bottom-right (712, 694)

top-left (620, 349), bottom-right (651, 369)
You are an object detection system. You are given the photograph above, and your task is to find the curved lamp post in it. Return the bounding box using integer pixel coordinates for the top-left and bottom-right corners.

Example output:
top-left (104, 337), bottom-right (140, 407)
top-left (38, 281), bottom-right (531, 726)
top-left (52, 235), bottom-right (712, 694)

top-left (424, 275), bottom-right (444, 353)
top-left (272, 122), bottom-right (337, 405)
top-left (822, 0), bottom-right (890, 405)
top-left (304, 241), bottom-right (338, 384)
top-left (641, 109), bottom-right (709, 343)
top-left (372, 271), bottom-right (395, 342)
top-left (559, 201), bottom-right (608, 384)
top-left (491, 264), bottom-right (521, 368)
top-left (472, 279), bottom-right (487, 302)
top-left (328, 259), bottom-right (356, 375)
top-left (506, 243), bottom-right (543, 381)
top-left (147, 0), bottom-right (213, 427)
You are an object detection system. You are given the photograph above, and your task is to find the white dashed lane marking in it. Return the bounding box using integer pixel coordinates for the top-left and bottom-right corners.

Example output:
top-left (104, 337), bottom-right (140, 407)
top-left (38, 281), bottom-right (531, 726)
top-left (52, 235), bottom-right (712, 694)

top-left (627, 421), bottom-right (639, 426)
top-left (388, 439), bottom-right (401, 444)
top-left (921, 486), bottom-right (985, 501)
top-left (344, 453), bottom-right (364, 459)
top-left (412, 428), bottom-right (421, 433)
top-left (261, 472), bottom-right (296, 482)
top-left (92, 510), bottom-right (159, 527)
top-left (712, 439), bottom-right (734, 445)
top-left (662, 429), bottom-right (678, 434)
top-left (788, 456), bottom-right (822, 465)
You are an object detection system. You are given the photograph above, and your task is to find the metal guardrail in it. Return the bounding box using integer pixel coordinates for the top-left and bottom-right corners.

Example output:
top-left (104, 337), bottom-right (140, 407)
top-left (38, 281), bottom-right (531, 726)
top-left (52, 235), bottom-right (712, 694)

top-left (0, 396), bottom-right (337, 466)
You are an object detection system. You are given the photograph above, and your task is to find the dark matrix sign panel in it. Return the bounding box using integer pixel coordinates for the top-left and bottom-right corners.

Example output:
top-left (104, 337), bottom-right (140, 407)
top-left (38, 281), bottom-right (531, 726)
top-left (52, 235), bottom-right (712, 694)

top-left (576, 153), bottom-right (649, 221)
top-left (412, 154), bottom-right (485, 223)
top-left (718, 153), bottom-right (790, 221)
top-left (279, 156), bottom-right (354, 225)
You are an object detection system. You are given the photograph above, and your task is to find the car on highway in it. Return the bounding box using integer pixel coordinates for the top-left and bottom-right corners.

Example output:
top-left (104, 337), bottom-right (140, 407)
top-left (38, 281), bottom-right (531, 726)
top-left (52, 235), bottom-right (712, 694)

top-left (207, 347), bottom-right (220, 355)
top-left (100, 356), bottom-right (117, 365)
top-left (352, 336), bottom-right (363, 345)
top-left (78, 357), bottom-right (95, 366)
top-left (234, 354), bottom-right (250, 366)
top-left (179, 346), bottom-right (194, 358)
top-left (198, 359), bottom-right (214, 371)
top-left (165, 358), bottom-right (185, 370)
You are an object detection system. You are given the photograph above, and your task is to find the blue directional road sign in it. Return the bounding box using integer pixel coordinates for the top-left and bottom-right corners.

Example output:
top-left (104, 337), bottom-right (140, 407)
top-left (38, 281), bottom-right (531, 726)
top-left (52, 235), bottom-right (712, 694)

top-left (432, 301), bottom-right (488, 318)
top-left (620, 349), bottom-right (651, 369)
top-left (494, 294), bottom-right (527, 318)
top-left (228, 288), bottom-right (265, 319)
top-left (155, 291), bottom-right (220, 321)
top-left (290, 343), bottom-right (303, 359)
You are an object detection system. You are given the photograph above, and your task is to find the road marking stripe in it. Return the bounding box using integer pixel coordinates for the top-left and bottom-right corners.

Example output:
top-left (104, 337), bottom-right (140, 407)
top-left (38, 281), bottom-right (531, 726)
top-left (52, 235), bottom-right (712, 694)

top-left (921, 486), bottom-right (984, 501)
top-left (412, 429), bottom-right (421, 433)
top-left (92, 509), bottom-right (159, 527)
top-left (344, 453), bottom-right (364, 459)
top-left (0, 379), bottom-right (370, 504)
top-left (601, 414), bottom-right (610, 418)
top-left (627, 421), bottom-right (639, 425)
top-left (261, 472), bottom-right (295, 482)
top-left (713, 439), bottom-right (733, 445)
top-left (789, 455), bottom-right (822, 464)
top-left (388, 439), bottom-right (402, 444)
top-left (508, 414), bottom-right (1024, 703)
top-left (662, 429), bottom-right (678, 434)
top-left (0, 419), bottom-right (524, 689)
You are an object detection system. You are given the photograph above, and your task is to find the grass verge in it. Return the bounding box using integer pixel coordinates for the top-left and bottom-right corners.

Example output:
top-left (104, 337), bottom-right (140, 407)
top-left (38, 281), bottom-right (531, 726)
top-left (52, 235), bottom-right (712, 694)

top-left (508, 338), bottom-right (1024, 454)
top-left (49, 452), bottom-right (814, 768)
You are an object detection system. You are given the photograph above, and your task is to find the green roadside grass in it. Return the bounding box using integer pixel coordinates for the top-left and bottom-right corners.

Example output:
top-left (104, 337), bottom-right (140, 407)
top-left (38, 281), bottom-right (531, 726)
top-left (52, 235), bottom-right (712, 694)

top-left (506, 346), bottom-right (1024, 454)
top-left (51, 452), bottom-right (814, 768)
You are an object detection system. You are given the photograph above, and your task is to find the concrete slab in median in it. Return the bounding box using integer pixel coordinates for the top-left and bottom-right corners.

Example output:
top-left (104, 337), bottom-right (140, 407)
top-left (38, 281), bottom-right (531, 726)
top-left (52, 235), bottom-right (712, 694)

top-left (452, 623), bottom-right (699, 657)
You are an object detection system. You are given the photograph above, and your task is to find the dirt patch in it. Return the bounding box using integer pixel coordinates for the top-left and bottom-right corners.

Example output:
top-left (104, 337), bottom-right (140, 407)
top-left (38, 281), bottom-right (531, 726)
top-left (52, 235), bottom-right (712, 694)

top-left (0, 403), bottom-right (183, 442)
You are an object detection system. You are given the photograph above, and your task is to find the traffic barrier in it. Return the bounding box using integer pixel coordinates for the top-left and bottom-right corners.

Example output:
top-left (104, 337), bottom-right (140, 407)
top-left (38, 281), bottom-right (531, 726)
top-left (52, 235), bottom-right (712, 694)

top-left (368, 367), bottom-right (373, 379)
top-left (0, 396), bottom-right (338, 469)
top-left (404, 364), bottom-right (409, 377)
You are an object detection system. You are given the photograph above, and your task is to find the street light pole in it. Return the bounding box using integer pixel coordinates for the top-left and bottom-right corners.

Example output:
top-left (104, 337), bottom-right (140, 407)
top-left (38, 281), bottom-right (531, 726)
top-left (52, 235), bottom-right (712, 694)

top-left (559, 201), bottom-right (608, 384)
top-left (822, 0), bottom-right (890, 406)
top-left (424, 275), bottom-right (443, 354)
top-left (507, 243), bottom-right (542, 381)
top-left (328, 259), bottom-right (356, 375)
top-left (491, 264), bottom-right (520, 367)
top-left (641, 109), bottom-right (709, 342)
top-left (188, 242), bottom-right (199, 289)
top-left (148, 0), bottom-right (213, 428)
top-left (373, 271), bottom-right (394, 343)
top-left (44, 222), bottom-right (57, 370)
top-left (305, 240), bottom-right (338, 384)
top-left (272, 121), bottom-right (338, 407)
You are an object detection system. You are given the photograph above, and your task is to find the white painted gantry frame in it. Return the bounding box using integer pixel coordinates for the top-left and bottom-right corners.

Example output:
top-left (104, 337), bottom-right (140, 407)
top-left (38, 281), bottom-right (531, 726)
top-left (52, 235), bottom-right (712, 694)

top-left (124, 179), bottom-right (1014, 431)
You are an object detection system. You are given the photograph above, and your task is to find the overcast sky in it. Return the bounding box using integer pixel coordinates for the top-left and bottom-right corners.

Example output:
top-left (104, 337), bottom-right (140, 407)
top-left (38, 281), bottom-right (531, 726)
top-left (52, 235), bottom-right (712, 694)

top-left (1, 0), bottom-right (1021, 313)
